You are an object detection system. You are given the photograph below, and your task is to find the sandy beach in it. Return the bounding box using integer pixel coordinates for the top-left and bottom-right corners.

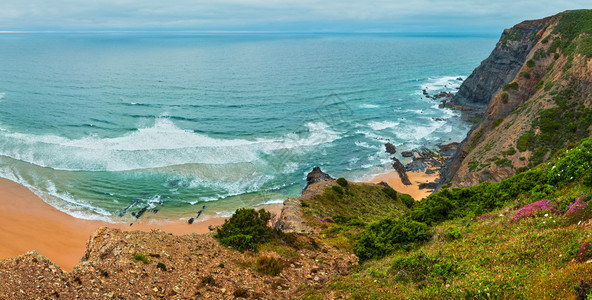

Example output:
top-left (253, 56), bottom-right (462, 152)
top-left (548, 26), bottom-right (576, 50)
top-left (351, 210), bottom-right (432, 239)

top-left (0, 169), bottom-right (432, 273)
top-left (368, 170), bottom-right (438, 200)
top-left (0, 178), bottom-right (256, 272)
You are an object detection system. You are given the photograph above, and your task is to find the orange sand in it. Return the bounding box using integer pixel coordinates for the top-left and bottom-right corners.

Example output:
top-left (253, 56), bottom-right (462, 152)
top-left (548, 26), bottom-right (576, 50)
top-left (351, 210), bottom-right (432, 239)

top-left (368, 170), bottom-right (438, 200)
top-left (0, 178), bottom-right (284, 272)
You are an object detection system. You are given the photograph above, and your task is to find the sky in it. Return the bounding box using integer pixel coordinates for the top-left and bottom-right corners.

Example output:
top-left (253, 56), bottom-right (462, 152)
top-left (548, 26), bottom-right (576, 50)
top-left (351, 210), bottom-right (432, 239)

top-left (1, 0), bottom-right (591, 34)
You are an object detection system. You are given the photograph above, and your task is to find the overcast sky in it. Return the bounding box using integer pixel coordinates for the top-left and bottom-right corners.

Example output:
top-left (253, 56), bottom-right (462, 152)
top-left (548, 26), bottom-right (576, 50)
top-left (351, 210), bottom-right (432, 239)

top-left (1, 1), bottom-right (590, 33)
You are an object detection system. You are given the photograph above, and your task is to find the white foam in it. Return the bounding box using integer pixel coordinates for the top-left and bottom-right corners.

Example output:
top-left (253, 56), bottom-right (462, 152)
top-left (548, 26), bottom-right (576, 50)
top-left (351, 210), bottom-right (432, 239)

top-left (359, 103), bottom-right (380, 109)
top-left (368, 120), bottom-right (399, 131)
top-left (421, 75), bottom-right (464, 93)
top-left (0, 118), bottom-right (340, 171)
top-left (0, 92), bottom-right (4, 101)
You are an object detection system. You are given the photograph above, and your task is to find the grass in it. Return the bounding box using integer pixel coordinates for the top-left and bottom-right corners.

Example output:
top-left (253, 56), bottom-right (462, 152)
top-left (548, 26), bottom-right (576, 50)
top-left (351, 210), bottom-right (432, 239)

top-left (301, 138), bottom-right (592, 299)
top-left (132, 253), bottom-right (150, 264)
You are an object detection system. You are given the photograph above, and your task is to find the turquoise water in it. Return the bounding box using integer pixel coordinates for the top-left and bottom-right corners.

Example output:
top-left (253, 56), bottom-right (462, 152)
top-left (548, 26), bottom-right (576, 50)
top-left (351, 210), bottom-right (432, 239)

top-left (0, 33), bottom-right (496, 222)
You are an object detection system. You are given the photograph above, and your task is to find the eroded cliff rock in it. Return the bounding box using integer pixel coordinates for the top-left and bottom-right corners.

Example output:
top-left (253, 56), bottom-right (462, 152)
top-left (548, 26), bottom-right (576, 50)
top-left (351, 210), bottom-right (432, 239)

top-left (444, 10), bottom-right (592, 187)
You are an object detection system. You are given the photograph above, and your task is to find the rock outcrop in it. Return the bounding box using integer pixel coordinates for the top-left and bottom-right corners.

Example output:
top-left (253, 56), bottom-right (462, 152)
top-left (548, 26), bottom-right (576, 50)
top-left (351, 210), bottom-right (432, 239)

top-left (450, 17), bottom-right (550, 109)
top-left (305, 167), bottom-right (334, 191)
top-left (443, 10), bottom-right (592, 187)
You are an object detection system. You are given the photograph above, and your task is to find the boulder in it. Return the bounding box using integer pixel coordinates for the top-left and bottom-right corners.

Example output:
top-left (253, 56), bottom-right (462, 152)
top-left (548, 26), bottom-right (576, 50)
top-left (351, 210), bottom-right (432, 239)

top-left (385, 143), bottom-right (396, 154)
top-left (401, 151), bottom-right (413, 157)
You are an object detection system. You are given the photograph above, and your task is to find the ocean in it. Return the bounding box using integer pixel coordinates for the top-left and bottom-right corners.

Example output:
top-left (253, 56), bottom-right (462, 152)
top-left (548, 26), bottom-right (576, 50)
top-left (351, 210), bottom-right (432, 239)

top-left (0, 33), bottom-right (496, 222)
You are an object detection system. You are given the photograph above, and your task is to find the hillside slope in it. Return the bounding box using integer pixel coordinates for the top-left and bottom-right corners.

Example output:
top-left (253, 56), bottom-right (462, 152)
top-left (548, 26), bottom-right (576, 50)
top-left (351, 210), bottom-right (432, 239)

top-left (444, 10), bottom-right (592, 187)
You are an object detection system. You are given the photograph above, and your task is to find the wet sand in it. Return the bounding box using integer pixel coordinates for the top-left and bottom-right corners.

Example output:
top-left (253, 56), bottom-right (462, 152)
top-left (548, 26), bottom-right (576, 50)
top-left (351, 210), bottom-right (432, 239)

top-left (368, 170), bottom-right (438, 200)
top-left (0, 178), bottom-right (281, 272)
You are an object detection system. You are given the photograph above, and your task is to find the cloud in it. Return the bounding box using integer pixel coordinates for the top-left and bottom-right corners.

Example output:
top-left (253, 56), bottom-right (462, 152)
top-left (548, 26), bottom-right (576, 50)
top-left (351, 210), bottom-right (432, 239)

top-left (0, 0), bottom-right (590, 32)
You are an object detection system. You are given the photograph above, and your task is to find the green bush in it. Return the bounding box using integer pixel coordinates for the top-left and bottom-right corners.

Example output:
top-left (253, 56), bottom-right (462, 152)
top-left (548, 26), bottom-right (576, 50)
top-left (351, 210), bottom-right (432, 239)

top-left (336, 177), bottom-right (348, 187)
top-left (354, 218), bottom-right (431, 261)
top-left (536, 80), bottom-right (544, 90)
top-left (132, 253), bottom-right (150, 264)
top-left (520, 72), bottom-right (531, 79)
top-left (526, 59), bottom-right (535, 68)
top-left (331, 185), bottom-right (344, 195)
top-left (544, 81), bottom-right (554, 92)
top-left (444, 229), bottom-right (461, 240)
top-left (547, 139), bottom-right (592, 185)
top-left (409, 169), bottom-right (548, 225)
top-left (215, 208), bottom-right (274, 251)
top-left (501, 92), bottom-right (509, 104)
top-left (493, 118), bottom-right (504, 128)
top-left (381, 186), bottom-right (397, 200)
top-left (503, 82), bottom-right (519, 91)
top-left (156, 262), bottom-right (167, 271)
top-left (517, 132), bottom-right (533, 152)
top-left (255, 255), bottom-right (282, 276)
top-left (399, 193), bottom-right (415, 209)
top-left (389, 253), bottom-right (456, 285)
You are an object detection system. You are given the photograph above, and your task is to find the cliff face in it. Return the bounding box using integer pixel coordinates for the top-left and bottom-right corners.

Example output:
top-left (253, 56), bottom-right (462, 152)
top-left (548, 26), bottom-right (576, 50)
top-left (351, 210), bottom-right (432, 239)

top-left (452, 18), bottom-right (550, 108)
top-left (445, 10), bottom-right (592, 187)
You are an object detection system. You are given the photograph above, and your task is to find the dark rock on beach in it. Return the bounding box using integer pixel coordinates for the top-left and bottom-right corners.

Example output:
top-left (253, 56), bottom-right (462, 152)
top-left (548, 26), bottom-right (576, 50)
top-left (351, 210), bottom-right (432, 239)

top-left (305, 167), bottom-right (334, 189)
top-left (418, 182), bottom-right (439, 190)
top-left (385, 143), bottom-right (396, 154)
top-left (392, 157), bottom-right (412, 185)
top-left (401, 151), bottom-right (413, 158)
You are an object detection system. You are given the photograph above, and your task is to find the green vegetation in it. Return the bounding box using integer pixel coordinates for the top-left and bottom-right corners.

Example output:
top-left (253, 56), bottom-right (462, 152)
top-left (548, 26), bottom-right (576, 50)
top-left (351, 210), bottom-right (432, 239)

top-left (200, 276), bottom-right (216, 286)
top-left (553, 10), bottom-right (592, 57)
top-left (520, 71), bottom-right (531, 79)
top-left (301, 183), bottom-right (409, 224)
top-left (255, 255), bottom-right (282, 276)
top-left (305, 137), bottom-right (592, 299)
top-left (503, 81), bottom-right (519, 91)
top-left (492, 118), bottom-right (504, 128)
top-left (536, 80), bottom-right (544, 90)
top-left (336, 177), bottom-right (348, 187)
top-left (215, 208), bottom-right (275, 251)
top-left (526, 59), bottom-right (535, 68)
top-left (517, 131), bottom-right (534, 152)
top-left (354, 218), bottom-right (431, 261)
top-left (545, 81), bottom-right (554, 91)
top-left (501, 92), bottom-right (509, 104)
top-left (132, 253), bottom-right (150, 264)
top-left (503, 148), bottom-right (517, 156)
top-left (156, 262), bottom-right (167, 271)
top-left (501, 28), bottom-right (524, 48)
top-left (527, 80), bottom-right (592, 167)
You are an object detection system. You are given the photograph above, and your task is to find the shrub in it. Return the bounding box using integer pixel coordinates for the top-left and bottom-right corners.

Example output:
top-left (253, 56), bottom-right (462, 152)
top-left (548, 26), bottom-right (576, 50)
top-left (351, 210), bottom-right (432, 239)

top-left (444, 228), bottom-right (461, 240)
top-left (577, 242), bottom-right (592, 262)
top-left (520, 71), bottom-right (531, 79)
top-left (535, 80), bottom-right (544, 90)
top-left (156, 262), bottom-right (167, 271)
top-left (132, 253), bottom-right (150, 264)
top-left (503, 82), bottom-right (519, 91)
top-left (399, 193), bottom-right (415, 209)
top-left (544, 81), bottom-right (554, 91)
top-left (200, 276), bottom-right (216, 286)
top-left (389, 253), bottom-right (456, 285)
top-left (255, 255), bottom-right (282, 276)
top-left (336, 177), bottom-right (348, 187)
top-left (547, 140), bottom-right (592, 185)
top-left (501, 92), bottom-right (509, 103)
top-left (381, 186), bottom-right (397, 200)
top-left (354, 218), bottom-right (431, 261)
top-left (517, 132), bottom-right (533, 152)
top-left (215, 208), bottom-right (274, 251)
top-left (526, 59), bottom-right (535, 68)
top-left (492, 118), bottom-right (504, 128)
top-left (331, 185), bottom-right (344, 195)
top-left (511, 200), bottom-right (557, 221)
